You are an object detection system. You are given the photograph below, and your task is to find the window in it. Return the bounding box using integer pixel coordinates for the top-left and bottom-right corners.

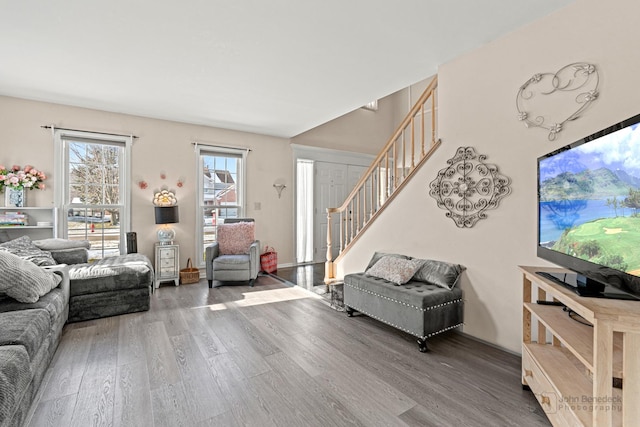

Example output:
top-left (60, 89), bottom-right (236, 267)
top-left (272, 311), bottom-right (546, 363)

top-left (54, 129), bottom-right (132, 260)
top-left (196, 146), bottom-right (246, 267)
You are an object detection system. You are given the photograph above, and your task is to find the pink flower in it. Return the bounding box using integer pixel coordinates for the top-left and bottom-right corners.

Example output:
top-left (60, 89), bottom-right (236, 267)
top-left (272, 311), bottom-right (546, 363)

top-left (0, 163), bottom-right (47, 192)
top-left (38, 183), bottom-right (45, 190)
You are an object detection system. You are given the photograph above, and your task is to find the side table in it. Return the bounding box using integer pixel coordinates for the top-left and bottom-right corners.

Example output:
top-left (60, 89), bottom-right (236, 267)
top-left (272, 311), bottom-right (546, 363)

top-left (155, 243), bottom-right (179, 288)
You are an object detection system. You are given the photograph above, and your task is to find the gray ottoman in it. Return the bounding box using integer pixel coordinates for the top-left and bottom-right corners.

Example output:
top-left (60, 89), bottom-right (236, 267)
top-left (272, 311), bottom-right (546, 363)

top-left (68, 253), bottom-right (153, 322)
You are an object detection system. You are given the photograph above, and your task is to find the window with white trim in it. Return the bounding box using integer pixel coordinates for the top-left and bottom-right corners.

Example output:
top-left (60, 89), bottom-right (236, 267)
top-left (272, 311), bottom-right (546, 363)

top-left (196, 145), bottom-right (246, 267)
top-left (54, 129), bottom-right (132, 260)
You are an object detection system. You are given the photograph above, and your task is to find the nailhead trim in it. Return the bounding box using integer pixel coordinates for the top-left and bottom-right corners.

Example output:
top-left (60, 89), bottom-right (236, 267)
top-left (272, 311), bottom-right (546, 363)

top-left (344, 282), bottom-right (463, 339)
top-left (344, 282), bottom-right (463, 312)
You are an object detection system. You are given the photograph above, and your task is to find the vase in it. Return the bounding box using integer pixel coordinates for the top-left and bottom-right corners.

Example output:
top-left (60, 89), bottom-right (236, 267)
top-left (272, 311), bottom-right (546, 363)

top-left (4, 188), bottom-right (25, 208)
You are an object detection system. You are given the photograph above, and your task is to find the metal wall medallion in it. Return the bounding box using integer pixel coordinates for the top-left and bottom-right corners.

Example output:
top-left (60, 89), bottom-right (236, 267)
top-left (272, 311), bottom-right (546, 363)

top-left (516, 62), bottom-right (599, 141)
top-left (429, 147), bottom-right (511, 228)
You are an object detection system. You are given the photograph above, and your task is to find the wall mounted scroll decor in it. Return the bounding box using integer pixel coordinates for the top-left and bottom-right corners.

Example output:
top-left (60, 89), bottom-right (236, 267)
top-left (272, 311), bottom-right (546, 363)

top-left (429, 147), bottom-right (511, 228)
top-left (516, 62), bottom-right (599, 141)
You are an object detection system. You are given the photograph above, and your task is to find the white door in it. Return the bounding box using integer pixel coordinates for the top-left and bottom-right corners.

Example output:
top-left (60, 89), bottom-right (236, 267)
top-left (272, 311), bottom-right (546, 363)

top-left (313, 163), bottom-right (369, 262)
top-left (314, 162), bottom-right (347, 262)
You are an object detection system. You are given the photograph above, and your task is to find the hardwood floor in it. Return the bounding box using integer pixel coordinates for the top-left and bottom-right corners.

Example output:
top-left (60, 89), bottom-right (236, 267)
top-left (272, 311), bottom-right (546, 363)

top-left (26, 276), bottom-right (550, 426)
top-left (275, 262), bottom-right (327, 294)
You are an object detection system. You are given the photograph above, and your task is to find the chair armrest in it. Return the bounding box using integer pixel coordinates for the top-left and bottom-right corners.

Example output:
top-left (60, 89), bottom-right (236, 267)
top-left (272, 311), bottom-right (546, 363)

top-left (205, 242), bottom-right (220, 281)
top-left (249, 240), bottom-right (261, 279)
top-left (43, 264), bottom-right (70, 304)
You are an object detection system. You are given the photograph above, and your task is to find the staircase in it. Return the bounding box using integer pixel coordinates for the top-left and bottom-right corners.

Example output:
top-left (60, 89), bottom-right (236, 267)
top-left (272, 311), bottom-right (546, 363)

top-left (324, 76), bottom-right (440, 283)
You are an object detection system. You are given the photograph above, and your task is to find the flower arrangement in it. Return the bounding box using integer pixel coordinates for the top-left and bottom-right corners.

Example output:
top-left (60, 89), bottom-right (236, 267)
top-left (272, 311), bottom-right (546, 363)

top-left (0, 164), bottom-right (47, 192)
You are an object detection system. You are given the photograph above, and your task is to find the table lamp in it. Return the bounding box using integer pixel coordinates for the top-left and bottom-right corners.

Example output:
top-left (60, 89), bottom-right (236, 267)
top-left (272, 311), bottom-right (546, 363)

top-left (155, 206), bottom-right (179, 245)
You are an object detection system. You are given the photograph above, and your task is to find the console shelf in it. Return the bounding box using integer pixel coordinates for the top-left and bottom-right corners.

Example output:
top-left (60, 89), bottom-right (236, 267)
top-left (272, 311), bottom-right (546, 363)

top-left (521, 266), bottom-right (640, 427)
top-left (0, 207), bottom-right (57, 240)
top-left (524, 303), bottom-right (624, 378)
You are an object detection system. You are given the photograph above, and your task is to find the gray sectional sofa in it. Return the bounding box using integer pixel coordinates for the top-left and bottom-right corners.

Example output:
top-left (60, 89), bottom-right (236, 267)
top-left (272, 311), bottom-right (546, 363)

top-left (0, 258), bottom-right (69, 427)
top-left (344, 252), bottom-right (465, 352)
top-left (0, 236), bottom-right (153, 426)
top-left (68, 253), bottom-right (153, 322)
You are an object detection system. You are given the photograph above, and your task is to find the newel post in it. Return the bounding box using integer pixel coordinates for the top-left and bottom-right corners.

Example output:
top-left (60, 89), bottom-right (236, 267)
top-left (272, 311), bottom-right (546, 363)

top-left (324, 209), bottom-right (334, 284)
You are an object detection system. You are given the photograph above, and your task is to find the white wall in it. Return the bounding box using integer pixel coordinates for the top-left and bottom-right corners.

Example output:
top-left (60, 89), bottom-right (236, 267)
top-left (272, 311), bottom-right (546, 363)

top-left (338, 0), bottom-right (640, 353)
top-left (0, 96), bottom-right (294, 268)
top-left (291, 92), bottom-right (398, 154)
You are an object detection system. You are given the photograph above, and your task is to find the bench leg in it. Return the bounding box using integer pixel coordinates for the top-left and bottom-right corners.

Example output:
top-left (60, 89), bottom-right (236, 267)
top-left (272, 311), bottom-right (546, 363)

top-left (417, 338), bottom-right (428, 353)
top-left (345, 306), bottom-right (355, 317)
top-left (208, 280), bottom-right (213, 288)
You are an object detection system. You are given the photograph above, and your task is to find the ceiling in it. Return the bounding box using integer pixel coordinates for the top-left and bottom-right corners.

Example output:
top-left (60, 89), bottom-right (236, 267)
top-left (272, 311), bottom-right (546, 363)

top-left (0, 0), bottom-right (575, 138)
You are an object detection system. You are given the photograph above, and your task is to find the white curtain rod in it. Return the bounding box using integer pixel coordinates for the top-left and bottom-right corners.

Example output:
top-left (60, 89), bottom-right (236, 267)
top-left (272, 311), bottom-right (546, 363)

top-left (41, 125), bottom-right (138, 139)
top-left (191, 142), bottom-right (252, 152)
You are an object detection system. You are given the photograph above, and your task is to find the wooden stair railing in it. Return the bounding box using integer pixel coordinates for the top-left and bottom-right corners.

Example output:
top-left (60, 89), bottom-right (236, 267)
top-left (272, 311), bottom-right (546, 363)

top-left (324, 76), bottom-right (440, 283)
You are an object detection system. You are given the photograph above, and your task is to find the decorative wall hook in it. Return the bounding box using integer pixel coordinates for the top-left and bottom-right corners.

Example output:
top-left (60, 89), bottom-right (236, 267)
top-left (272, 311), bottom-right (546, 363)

top-left (516, 62), bottom-right (599, 141)
top-left (273, 183), bottom-right (286, 198)
top-left (429, 147), bottom-right (511, 228)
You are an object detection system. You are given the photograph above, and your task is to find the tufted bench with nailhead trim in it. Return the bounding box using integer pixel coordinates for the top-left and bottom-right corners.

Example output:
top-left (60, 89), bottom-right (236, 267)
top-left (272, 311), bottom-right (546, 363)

top-left (343, 272), bottom-right (463, 352)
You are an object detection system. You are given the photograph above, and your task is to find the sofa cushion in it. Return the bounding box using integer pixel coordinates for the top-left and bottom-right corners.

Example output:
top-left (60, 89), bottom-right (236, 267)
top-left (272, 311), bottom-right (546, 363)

top-left (0, 287), bottom-right (67, 326)
top-left (217, 222), bottom-right (255, 255)
top-left (0, 309), bottom-right (51, 360)
top-left (366, 256), bottom-right (425, 285)
top-left (345, 273), bottom-right (463, 309)
top-left (32, 238), bottom-right (91, 251)
top-left (0, 345), bottom-right (32, 425)
top-left (0, 236), bottom-right (56, 266)
top-left (33, 238), bottom-right (90, 265)
top-left (0, 251), bottom-right (62, 303)
top-left (69, 253), bottom-right (152, 296)
top-left (412, 259), bottom-right (465, 289)
top-left (212, 254), bottom-right (251, 271)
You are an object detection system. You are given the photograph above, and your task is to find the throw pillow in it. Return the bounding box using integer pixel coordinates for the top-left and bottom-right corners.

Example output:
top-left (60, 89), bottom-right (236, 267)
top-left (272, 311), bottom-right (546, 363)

top-left (365, 255), bottom-right (426, 285)
top-left (365, 251), bottom-right (411, 271)
top-left (0, 235), bottom-right (56, 266)
top-left (217, 222), bottom-right (255, 255)
top-left (412, 259), bottom-right (466, 289)
top-left (33, 238), bottom-right (91, 251)
top-left (0, 251), bottom-right (62, 303)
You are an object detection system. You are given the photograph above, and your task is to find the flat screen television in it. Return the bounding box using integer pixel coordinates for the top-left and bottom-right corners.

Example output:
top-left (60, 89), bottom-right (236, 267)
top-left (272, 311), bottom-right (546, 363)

top-left (537, 113), bottom-right (640, 300)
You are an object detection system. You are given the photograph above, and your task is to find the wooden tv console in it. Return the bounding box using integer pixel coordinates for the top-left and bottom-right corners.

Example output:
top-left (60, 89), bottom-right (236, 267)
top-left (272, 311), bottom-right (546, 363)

top-left (520, 266), bottom-right (640, 427)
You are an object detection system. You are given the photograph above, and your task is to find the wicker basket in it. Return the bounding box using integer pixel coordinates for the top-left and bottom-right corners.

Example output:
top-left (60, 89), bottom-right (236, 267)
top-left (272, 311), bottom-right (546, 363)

top-left (180, 258), bottom-right (200, 284)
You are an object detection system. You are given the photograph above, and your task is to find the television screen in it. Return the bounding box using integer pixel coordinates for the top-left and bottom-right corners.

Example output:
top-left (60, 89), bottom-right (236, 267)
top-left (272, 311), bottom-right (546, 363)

top-left (537, 113), bottom-right (640, 297)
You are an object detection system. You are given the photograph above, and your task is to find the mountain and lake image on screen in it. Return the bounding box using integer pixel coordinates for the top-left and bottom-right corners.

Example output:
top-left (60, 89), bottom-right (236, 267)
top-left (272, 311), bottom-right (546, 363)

top-left (538, 120), bottom-right (640, 278)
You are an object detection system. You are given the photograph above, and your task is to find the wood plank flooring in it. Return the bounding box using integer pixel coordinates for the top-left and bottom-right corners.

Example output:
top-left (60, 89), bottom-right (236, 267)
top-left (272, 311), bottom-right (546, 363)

top-left (26, 276), bottom-right (550, 426)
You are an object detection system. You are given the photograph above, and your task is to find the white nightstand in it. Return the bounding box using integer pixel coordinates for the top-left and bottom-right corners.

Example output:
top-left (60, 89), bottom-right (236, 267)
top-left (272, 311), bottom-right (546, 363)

top-left (155, 243), bottom-right (179, 288)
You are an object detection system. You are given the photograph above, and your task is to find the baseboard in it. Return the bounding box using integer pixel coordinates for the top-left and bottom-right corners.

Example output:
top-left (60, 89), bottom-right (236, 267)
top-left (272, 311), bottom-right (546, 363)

top-left (454, 330), bottom-right (521, 357)
top-left (276, 262), bottom-right (295, 268)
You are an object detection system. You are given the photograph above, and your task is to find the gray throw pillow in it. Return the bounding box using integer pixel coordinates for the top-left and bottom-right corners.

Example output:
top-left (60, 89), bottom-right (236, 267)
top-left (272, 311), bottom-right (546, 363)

top-left (365, 251), bottom-right (411, 271)
top-left (412, 259), bottom-right (466, 289)
top-left (0, 251), bottom-right (62, 303)
top-left (366, 255), bottom-right (426, 285)
top-left (33, 238), bottom-right (91, 251)
top-left (0, 235), bottom-right (56, 266)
